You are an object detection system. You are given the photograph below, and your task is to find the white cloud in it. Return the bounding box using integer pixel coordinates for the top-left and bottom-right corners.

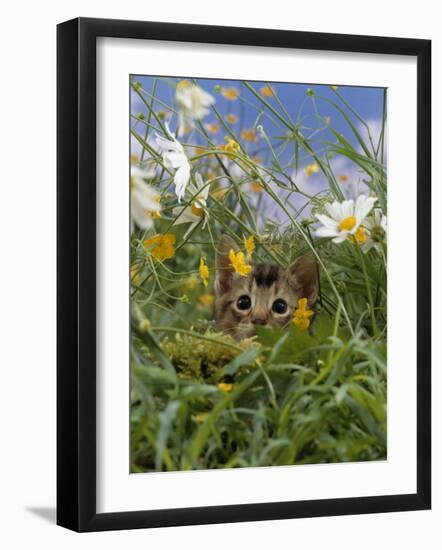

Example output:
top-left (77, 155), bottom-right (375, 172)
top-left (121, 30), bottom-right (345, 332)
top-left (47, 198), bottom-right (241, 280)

top-left (356, 117), bottom-right (388, 165)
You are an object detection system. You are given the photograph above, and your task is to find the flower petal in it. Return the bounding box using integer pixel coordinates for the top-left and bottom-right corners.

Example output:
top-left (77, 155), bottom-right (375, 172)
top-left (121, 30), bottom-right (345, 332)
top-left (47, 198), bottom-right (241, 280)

top-left (325, 201), bottom-right (342, 221)
top-left (172, 206), bottom-right (199, 225)
top-left (354, 195), bottom-right (377, 224)
top-left (174, 164), bottom-right (191, 202)
top-left (131, 199), bottom-right (154, 230)
top-left (316, 213), bottom-right (338, 230)
top-left (316, 226), bottom-right (339, 238)
top-left (332, 234), bottom-right (347, 244)
top-left (341, 199), bottom-right (354, 220)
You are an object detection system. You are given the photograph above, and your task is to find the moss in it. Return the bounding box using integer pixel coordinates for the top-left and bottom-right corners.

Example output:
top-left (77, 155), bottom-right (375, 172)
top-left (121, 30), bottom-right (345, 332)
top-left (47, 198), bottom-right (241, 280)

top-left (160, 331), bottom-right (256, 381)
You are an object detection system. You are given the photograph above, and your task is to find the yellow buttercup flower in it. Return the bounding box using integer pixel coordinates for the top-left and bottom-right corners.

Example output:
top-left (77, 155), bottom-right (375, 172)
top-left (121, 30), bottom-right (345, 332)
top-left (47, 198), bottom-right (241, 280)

top-left (221, 87), bottom-right (240, 100)
top-left (331, 85), bottom-right (338, 91)
top-left (229, 249), bottom-right (252, 277)
top-left (250, 181), bottom-right (262, 192)
top-left (144, 233), bottom-right (176, 261)
top-left (241, 128), bottom-right (257, 142)
top-left (221, 137), bottom-right (241, 155)
top-left (198, 293), bottom-right (215, 306)
top-left (199, 257), bottom-right (209, 287)
top-left (243, 235), bottom-right (255, 259)
top-left (218, 382), bottom-right (234, 392)
top-left (225, 113), bottom-right (238, 124)
top-left (293, 297), bottom-right (314, 331)
top-left (260, 85), bottom-right (276, 97)
top-left (304, 162), bottom-right (319, 177)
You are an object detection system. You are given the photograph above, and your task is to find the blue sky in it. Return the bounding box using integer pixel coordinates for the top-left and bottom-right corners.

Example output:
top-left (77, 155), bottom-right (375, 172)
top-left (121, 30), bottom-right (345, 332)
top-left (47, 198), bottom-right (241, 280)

top-left (131, 76), bottom-right (385, 157)
top-left (130, 76), bottom-right (386, 225)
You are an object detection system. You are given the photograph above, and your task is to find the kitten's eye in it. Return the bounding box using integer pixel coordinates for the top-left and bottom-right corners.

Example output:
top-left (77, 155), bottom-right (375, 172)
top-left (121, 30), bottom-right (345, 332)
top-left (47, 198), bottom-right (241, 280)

top-left (272, 299), bottom-right (288, 314)
top-left (237, 295), bottom-right (252, 310)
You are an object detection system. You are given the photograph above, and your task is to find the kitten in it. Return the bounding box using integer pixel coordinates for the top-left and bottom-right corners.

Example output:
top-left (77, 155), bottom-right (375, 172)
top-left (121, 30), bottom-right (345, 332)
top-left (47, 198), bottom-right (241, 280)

top-left (215, 234), bottom-right (318, 340)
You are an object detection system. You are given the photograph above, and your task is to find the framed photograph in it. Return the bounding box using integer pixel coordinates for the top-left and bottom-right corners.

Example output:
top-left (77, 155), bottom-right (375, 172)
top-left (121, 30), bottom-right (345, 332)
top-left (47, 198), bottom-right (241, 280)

top-left (57, 17), bottom-right (431, 532)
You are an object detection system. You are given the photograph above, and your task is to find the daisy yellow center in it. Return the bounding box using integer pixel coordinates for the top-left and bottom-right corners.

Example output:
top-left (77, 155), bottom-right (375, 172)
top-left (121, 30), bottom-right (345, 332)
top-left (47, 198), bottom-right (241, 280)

top-left (304, 162), bottom-right (319, 177)
top-left (191, 201), bottom-right (205, 217)
top-left (353, 227), bottom-right (367, 244)
top-left (177, 79), bottom-right (191, 90)
top-left (260, 85), bottom-right (275, 97)
top-left (206, 123), bottom-right (220, 134)
top-left (338, 215), bottom-right (357, 232)
top-left (222, 87), bottom-right (239, 100)
top-left (241, 129), bottom-right (256, 141)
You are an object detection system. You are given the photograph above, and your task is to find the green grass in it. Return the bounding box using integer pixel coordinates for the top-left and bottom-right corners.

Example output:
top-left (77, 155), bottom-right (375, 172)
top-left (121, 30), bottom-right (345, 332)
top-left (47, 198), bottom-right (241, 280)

top-left (130, 78), bottom-right (387, 472)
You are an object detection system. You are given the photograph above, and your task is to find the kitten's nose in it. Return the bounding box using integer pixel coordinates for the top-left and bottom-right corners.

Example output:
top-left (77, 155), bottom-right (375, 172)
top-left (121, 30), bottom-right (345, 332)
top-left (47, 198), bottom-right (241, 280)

top-left (252, 317), bottom-right (267, 326)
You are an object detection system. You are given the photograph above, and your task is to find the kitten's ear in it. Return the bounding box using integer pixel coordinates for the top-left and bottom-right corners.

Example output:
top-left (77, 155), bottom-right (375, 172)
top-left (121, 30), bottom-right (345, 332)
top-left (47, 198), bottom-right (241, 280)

top-left (288, 254), bottom-right (319, 306)
top-left (215, 234), bottom-right (239, 294)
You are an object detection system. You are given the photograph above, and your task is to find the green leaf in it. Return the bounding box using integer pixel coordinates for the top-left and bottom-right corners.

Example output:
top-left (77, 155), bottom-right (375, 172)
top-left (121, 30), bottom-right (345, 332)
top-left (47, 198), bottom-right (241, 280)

top-left (132, 323), bottom-right (178, 381)
top-left (184, 369), bottom-right (262, 469)
top-left (215, 345), bottom-right (261, 381)
top-left (257, 324), bottom-right (314, 363)
top-left (155, 401), bottom-right (180, 471)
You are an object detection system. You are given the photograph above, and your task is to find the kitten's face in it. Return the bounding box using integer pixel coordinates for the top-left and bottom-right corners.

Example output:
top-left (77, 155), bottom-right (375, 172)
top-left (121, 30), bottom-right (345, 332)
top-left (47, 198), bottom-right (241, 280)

top-left (215, 235), bottom-right (319, 340)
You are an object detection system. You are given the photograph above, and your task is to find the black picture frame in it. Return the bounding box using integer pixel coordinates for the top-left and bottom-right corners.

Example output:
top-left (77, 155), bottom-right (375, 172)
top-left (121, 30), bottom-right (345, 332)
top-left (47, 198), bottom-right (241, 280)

top-left (57, 17), bottom-right (431, 532)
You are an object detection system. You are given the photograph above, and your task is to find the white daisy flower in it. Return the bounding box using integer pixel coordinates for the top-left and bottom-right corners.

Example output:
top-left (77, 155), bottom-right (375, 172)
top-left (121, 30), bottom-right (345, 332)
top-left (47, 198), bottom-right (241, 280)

top-left (362, 209), bottom-right (387, 253)
top-left (175, 80), bottom-right (215, 135)
top-left (137, 158), bottom-right (157, 180)
top-left (172, 173), bottom-right (210, 229)
top-left (155, 122), bottom-right (191, 202)
top-left (130, 165), bottom-right (161, 233)
top-left (315, 194), bottom-right (377, 244)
